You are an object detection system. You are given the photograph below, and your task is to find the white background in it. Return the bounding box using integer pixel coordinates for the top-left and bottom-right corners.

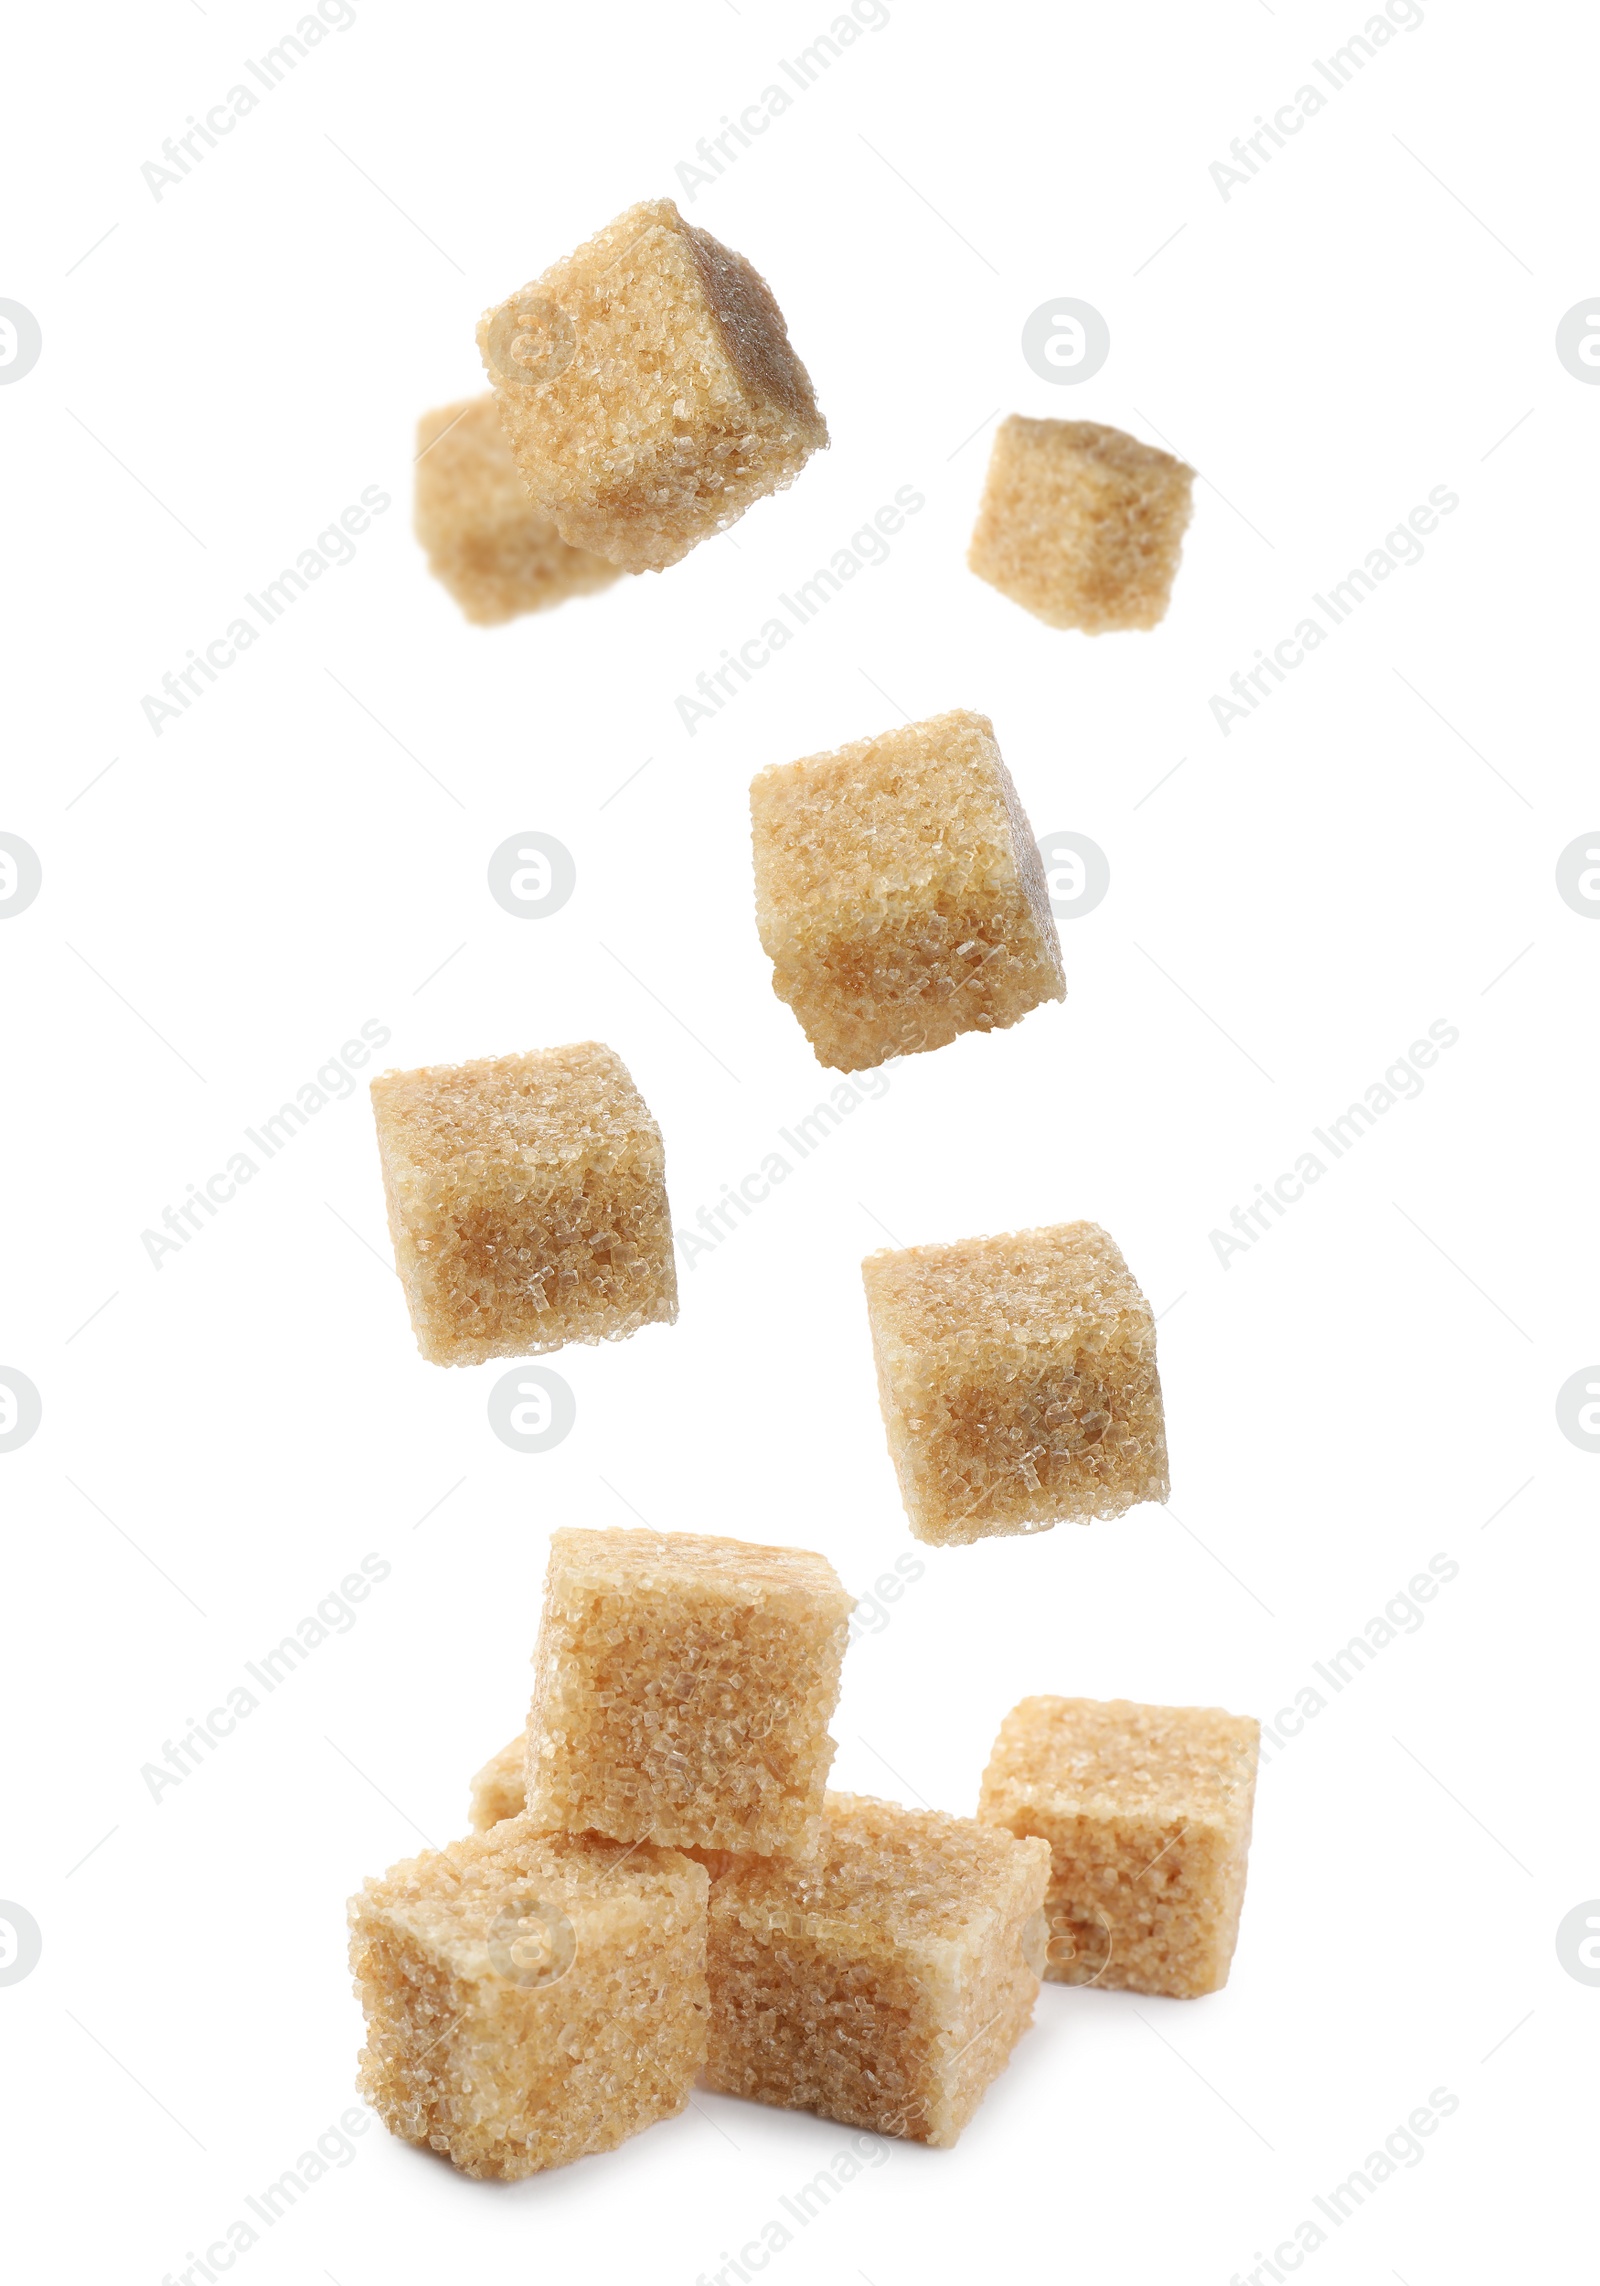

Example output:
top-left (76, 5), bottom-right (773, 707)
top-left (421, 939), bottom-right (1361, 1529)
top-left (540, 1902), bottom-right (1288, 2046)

top-left (2, 1), bottom-right (1594, 2280)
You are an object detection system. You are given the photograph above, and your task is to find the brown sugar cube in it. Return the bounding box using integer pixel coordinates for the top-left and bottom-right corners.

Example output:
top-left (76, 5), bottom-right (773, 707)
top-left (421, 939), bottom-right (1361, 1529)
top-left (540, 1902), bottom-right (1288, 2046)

top-left (749, 709), bottom-right (1064, 1072)
top-left (468, 1735), bottom-right (527, 1832)
top-left (413, 395), bottom-right (622, 626)
top-left (527, 1528), bottom-right (853, 1855)
top-left (456, 1753), bottom-right (1045, 2134)
top-left (370, 1042), bottom-right (677, 1368)
top-left (476, 198), bottom-right (827, 574)
top-left (348, 1817), bottom-right (709, 2177)
top-left (969, 417), bottom-right (1194, 633)
top-left (861, 1220), bottom-right (1169, 1546)
top-left (978, 1697), bottom-right (1259, 1998)
top-left (705, 1792), bottom-right (1049, 2146)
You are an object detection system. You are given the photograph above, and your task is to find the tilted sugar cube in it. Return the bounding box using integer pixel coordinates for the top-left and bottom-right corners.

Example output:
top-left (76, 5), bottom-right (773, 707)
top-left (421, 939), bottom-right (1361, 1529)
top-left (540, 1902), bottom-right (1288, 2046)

top-left (414, 395), bottom-right (621, 625)
top-left (750, 709), bottom-right (1064, 1072)
top-left (477, 198), bottom-right (827, 573)
top-left (969, 417), bottom-right (1194, 633)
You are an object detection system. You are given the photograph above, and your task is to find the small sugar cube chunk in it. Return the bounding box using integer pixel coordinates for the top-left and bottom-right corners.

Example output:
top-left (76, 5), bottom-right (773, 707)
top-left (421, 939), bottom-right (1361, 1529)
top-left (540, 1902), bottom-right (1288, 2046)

top-left (750, 709), bottom-right (1064, 1072)
top-left (527, 1528), bottom-right (853, 1855)
top-left (978, 1697), bottom-right (1259, 1998)
top-left (969, 417), bottom-right (1194, 633)
top-left (348, 1818), bottom-right (709, 2177)
top-left (468, 1735), bottom-right (528, 1832)
top-left (477, 198), bottom-right (827, 574)
top-left (705, 1792), bottom-right (1049, 2146)
top-left (414, 395), bottom-right (622, 625)
top-left (371, 1042), bottom-right (677, 1368)
top-left (861, 1220), bottom-right (1169, 1544)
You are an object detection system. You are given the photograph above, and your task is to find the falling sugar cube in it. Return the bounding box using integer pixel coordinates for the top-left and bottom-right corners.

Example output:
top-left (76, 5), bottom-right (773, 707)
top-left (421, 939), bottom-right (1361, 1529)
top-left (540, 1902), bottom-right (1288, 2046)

top-left (861, 1220), bottom-right (1170, 1545)
top-left (477, 198), bottom-right (827, 573)
top-left (749, 709), bottom-right (1064, 1072)
top-left (969, 417), bottom-right (1194, 633)
top-left (370, 1043), bottom-right (677, 1368)
top-left (414, 395), bottom-right (622, 625)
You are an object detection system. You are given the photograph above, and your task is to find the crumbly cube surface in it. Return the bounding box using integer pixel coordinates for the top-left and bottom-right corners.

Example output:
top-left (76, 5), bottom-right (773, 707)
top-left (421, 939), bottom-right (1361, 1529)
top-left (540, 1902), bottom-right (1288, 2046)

top-left (348, 1818), bottom-right (709, 2177)
top-left (464, 1733), bottom-right (749, 1891)
top-left (414, 396), bottom-right (622, 625)
top-left (969, 417), bottom-right (1194, 634)
top-left (477, 198), bottom-right (826, 573)
top-left (468, 1735), bottom-right (529, 1832)
top-left (750, 710), bottom-right (1064, 1072)
top-left (862, 1220), bottom-right (1169, 1545)
top-left (705, 1792), bottom-right (1048, 2146)
top-left (527, 1528), bottom-right (853, 1854)
top-left (370, 1042), bottom-right (677, 1368)
top-left (457, 1752), bottom-right (1044, 2132)
top-left (978, 1697), bottom-right (1259, 1998)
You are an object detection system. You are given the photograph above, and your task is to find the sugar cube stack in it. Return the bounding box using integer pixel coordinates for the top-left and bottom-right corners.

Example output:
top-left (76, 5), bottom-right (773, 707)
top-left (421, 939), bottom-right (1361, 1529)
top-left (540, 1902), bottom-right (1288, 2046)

top-left (350, 1530), bottom-right (1261, 2175)
top-left (749, 709), bottom-right (1064, 1072)
top-left (478, 198), bottom-right (827, 573)
top-left (353, 1525), bottom-right (1122, 2175)
top-left (861, 1220), bottom-right (1170, 1544)
top-left (370, 1042), bottom-right (677, 1368)
top-left (458, 1753), bottom-right (1052, 2148)
top-left (969, 416), bottom-right (1195, 633)
top-left (525, 1528), bottom-right (854, 1856)
top-left (413, 395), bottom-right (622, 626)
top-left (978, 1696), bottom-right (1260, 1998)
top-left (349, 1820), bottom-right (709, 2178)
top-left (463, 1703), bottom-right (1261, 2011)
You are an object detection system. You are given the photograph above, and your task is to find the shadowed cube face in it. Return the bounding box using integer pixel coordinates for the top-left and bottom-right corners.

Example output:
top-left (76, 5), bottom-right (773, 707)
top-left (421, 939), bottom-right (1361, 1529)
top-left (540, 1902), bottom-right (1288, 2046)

top-left (478, 198), bottom-right (827, 573)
